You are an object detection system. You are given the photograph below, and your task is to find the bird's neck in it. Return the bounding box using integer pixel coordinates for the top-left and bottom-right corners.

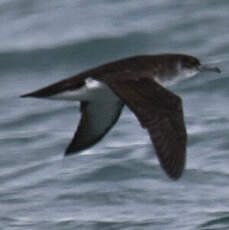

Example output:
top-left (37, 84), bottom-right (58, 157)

top-left (153, 65), bottom-right (199, 87)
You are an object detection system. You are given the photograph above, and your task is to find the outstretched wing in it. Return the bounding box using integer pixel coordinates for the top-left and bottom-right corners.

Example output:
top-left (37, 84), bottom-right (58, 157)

top-left (102, 75), bottom-right (187, 180)
top-left (65, 100), bottom-right (124, 155)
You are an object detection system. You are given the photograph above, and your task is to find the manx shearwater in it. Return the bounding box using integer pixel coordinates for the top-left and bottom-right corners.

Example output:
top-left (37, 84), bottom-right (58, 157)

top-left (21, 54), bottom-right (221, 180)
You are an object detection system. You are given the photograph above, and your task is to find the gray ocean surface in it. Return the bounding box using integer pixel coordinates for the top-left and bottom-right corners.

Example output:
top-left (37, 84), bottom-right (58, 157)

top-left (1, 1), bottom-right (229, 229)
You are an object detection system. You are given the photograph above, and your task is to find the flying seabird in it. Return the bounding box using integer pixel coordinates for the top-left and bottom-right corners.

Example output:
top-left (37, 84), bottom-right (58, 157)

top-left (21, 54), bottom-right (221, 180)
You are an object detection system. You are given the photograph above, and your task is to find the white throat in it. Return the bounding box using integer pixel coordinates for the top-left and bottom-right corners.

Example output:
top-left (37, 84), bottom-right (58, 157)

top-left (179, 68), bottom-right (199, 79)
top-left (154, 66), bottom-right (199, 87)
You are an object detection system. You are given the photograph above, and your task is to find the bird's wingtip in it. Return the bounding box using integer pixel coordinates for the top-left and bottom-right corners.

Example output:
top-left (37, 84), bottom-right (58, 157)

top-left (64, 149), bottom-right (75, 157)
top-left (164, 165), bottom-right (184, 181)
top-left (20, 93), bottom-right (31, 98)
top-left (169, 172), bottom-right (183, 181)
top-left (64, 144), bottom-right (82, 156)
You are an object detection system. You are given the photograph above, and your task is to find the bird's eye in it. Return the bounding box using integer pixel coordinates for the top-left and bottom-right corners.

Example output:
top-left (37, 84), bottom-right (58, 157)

top-left (184, 63), bottom-right (193, 68)
top-left (184, 59), bottom-right (199, 68)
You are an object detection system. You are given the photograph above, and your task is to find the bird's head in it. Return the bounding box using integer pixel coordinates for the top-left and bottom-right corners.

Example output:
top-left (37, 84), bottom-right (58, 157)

top-left (178, 55), bottom-right (221, 79)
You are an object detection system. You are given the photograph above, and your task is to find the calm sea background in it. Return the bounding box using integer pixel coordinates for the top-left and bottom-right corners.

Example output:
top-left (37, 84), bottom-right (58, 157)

top-left (1, 1), bottom-right (229, 229)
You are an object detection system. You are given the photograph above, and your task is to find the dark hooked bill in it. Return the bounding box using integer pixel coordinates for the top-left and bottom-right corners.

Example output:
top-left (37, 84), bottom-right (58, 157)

top-left (198, 64), bottom-right (221, 73)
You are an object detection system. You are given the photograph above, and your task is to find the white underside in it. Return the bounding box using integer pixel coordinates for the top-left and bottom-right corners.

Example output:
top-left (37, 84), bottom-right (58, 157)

top-left (50, 78), bottom-right (119, 102)
top-left (48, 77), bottom-right (123, 150)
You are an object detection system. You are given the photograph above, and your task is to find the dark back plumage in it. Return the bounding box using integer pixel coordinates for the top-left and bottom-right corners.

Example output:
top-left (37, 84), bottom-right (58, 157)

top-left (21, 54), bottom-right (220, 180)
